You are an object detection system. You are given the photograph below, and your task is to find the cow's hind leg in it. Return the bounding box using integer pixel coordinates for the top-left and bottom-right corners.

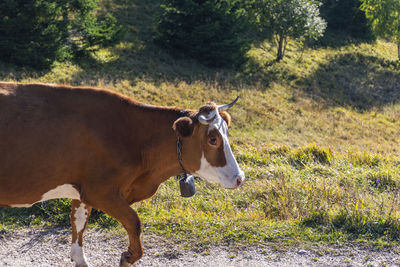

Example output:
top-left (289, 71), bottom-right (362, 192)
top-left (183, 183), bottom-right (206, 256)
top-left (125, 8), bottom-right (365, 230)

top-left (96, 194), bottom-right (143, 267)
top-left (70, 200), bottom-right (92, 267)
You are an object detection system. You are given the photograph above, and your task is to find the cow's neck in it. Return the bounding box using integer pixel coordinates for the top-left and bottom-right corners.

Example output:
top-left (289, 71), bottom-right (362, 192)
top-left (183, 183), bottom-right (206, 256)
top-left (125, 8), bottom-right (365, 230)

top-left (134, 106), bottom-right (189, 183)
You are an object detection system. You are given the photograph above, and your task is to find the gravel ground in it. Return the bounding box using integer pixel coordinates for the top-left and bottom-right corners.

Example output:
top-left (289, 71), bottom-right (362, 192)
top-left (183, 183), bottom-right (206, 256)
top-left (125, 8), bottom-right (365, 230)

top-left (0, 227), bottom-right (400, 267)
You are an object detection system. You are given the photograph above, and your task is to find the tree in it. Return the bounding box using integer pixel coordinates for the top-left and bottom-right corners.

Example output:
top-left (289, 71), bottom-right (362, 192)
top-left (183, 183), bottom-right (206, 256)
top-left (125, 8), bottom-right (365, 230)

top-left (320, 0), bottom-right (374, 41)
top-left (156, 0), bottom-right (251, 67)
top-left (63, 0), bottom-right (125, 53)
top-left (0, 0), bottom-right (67, 68)
top-left (361, 0), bottom-right (400, 60)
top-left (0, 0), bottom-right (124, 69)
top-left (255, 0), bottom-right (326, 61)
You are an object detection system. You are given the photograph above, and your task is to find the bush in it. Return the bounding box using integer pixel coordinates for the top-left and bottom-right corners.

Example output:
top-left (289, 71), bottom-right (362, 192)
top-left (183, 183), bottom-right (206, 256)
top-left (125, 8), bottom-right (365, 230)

top-left (366, 169), bottom-right (396, 190)
top-left (254, 0), bottom-right (326, 61)
top-left (155, 0), bottom-right (251, 67)
top-left (288, 144), bottom-right (332, 167)
top-left (0, 0), bottom-right (124, 69)
top-left (361, 0), bottom-right (400, 60)
top-left (348, 151), bottom-right (382, 167)
top-left (319, 0), bottom-right (375, 44)
top-left (0, 0), bottom-right (68, 69)
top-left (66, 0), bottom-right (125, 53)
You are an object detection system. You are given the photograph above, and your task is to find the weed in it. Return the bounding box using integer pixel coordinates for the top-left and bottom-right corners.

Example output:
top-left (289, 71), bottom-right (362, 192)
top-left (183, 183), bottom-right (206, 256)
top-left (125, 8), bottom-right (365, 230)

top-left (349, 151), bottom-right (383, 167)
top-left (288, 144), bottom-right (332, 168)
top-left (366, 169), bottom-right (396, 190)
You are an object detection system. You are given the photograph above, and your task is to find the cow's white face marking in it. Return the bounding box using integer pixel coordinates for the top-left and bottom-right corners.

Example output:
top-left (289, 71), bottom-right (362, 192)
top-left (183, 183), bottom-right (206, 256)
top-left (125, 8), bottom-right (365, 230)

top-left (194, 112), bottom-right (245, 188)
top-left (10, 184), bottom-right (80, 208)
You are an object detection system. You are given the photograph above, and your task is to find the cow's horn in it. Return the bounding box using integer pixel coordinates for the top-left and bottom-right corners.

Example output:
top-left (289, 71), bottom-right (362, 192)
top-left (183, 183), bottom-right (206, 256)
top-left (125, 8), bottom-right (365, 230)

top-left (198, 110), bottom-right (217, 125)
top-left (218, 96), bottom-right (239, 111)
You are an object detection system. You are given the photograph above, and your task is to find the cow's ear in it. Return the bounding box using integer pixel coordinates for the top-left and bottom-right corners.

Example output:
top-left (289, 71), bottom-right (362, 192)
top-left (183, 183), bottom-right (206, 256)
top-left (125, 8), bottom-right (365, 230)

top-left (173, 117), bottom-right (194, 138)
top-left (219, 111), bottom-right (231, 127)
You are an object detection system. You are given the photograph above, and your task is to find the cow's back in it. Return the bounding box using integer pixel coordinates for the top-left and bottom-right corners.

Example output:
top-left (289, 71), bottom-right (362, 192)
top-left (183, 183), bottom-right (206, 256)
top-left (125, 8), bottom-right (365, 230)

top-left (0, 83), bottom-right (136, 206)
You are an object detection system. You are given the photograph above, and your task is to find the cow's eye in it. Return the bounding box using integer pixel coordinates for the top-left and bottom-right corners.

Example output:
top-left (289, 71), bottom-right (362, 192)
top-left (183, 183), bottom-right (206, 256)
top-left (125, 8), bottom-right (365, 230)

top-left (209, 137), bottom-right (217, 146)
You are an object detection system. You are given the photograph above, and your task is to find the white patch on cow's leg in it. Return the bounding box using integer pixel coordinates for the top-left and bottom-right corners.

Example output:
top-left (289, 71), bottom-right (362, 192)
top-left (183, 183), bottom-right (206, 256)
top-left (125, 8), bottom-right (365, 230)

top-left (74, 203), bottom-right (89, 233)
top-left (10, 184), bottom-right (81, 207)
top-left (71, 241), bottom-right (92, 267)
top-left (71, 203), bottom-right (91, 267)
top-left (71, 242), bottom-right (84, 265)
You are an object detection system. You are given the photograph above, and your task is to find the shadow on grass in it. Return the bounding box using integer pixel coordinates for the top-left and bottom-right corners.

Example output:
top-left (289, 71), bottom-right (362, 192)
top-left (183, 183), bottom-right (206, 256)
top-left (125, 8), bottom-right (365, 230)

top-left (0, 62), bottom-right (48, 82)
top-left (310, 30), bottom-right (376, 49)
top-left (300, 210), bottom-right (400, 242)
top-left (299, 52), bottom-right (400, 110)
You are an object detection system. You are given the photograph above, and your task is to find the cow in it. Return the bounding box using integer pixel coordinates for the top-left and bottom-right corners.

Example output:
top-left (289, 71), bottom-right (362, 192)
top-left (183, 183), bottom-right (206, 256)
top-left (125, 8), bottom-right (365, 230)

top-left (0, 82), bottom-right (245, 267)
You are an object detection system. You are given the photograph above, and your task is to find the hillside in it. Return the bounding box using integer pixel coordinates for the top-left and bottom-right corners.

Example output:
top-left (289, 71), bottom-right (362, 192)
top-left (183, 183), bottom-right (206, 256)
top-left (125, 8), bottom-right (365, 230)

top-left (1, 1), bottom-right (399, 156)
top-left (1, 0), bottom-right (400, 249)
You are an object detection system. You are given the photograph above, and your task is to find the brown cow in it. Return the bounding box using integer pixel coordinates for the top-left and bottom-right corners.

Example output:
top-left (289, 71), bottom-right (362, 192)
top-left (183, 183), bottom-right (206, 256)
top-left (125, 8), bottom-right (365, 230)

top-left (0, 82), bottom-right (245, 267)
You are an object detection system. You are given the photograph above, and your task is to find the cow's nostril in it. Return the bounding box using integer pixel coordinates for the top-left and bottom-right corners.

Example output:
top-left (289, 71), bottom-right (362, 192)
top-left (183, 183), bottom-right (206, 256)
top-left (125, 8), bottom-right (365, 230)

top-left (236, 177), bottom-right (242, 187)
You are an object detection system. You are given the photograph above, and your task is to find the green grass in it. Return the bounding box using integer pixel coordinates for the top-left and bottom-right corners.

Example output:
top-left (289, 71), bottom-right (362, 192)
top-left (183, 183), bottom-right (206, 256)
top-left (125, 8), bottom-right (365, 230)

top-left (2, 0), bottom-right (400, 250)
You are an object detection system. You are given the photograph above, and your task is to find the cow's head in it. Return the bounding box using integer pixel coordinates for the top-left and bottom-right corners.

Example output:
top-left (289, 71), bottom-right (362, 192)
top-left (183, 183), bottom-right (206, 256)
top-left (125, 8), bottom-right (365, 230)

top-left (173, 97), bottom-right (245, 189)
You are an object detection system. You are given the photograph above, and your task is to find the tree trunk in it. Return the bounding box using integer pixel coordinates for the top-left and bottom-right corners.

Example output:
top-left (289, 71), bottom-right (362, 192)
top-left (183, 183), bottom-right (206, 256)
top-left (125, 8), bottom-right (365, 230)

top-left (398, 41), bottom-right (400, 60)
top-left (276, 35), bottom-right (284, 61)
top-left (282, 36), bottom-right (287, 58)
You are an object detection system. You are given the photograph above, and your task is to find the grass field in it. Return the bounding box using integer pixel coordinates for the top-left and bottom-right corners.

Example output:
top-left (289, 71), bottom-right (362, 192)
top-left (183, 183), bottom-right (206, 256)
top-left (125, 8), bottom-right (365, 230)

top-left (1, 0), bottom-right (400, 251)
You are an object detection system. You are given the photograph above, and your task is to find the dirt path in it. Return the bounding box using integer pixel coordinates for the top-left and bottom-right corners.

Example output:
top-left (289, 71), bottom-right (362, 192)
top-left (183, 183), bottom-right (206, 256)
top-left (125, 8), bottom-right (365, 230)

top-left (0, 227), bottom-right (399, 267)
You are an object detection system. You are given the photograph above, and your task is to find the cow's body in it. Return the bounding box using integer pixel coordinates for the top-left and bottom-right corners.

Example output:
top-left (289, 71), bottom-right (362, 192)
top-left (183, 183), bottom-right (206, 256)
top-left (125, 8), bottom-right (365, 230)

top-left (0, 82), bottom-right (184, 207)
top-left (0, 82), bottom-right (244, 267)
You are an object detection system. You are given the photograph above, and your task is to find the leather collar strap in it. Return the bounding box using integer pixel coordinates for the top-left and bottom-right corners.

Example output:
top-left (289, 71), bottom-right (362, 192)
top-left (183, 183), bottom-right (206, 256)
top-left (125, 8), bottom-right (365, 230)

top-left (176, 136), bottom-right (196, 197)
top-left (177, 136), bottom-right (187, 176)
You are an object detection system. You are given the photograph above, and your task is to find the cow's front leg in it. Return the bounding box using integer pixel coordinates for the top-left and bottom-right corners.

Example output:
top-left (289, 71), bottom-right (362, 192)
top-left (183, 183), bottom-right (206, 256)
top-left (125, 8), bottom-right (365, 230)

top-left (70, 200), bottom-right (92, 267)
top-left (96, 194), bottom-right (143, 267)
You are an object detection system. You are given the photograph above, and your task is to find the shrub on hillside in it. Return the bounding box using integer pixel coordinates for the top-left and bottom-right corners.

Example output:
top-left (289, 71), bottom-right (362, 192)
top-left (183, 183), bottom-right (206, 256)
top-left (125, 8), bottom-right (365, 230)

top-left (0, 1), bottom-right (67, 69)
top-left (155, 0), bottom-right (251, 67)
top-left (348, 151), bottom-right (382, 167)
top-left (367, 170), bottom-right (396, 190)
top-left (319, 0), bottom-right (375, 45)
top-left (288, 144), bottom-right (332, 167)
top-left (0, 0), bottom-right (124, 69)
top-left (361, 0), bottom-right (400, 60)
top-left (254, 0), bottom-right (326, 61)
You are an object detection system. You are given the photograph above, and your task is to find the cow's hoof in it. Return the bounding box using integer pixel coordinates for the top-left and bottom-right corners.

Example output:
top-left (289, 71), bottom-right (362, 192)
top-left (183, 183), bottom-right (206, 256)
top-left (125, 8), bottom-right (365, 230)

top-left (119, 251), bottom-right (133, 267)
top-left (75, 263), bottom-right (93, 267)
